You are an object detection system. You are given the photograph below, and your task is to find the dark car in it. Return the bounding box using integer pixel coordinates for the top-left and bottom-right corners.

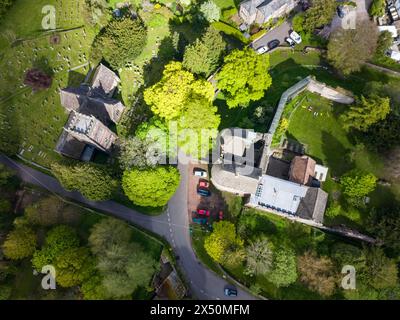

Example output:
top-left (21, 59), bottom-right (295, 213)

top-left (337, 5), bottom-right (345, 18)
top-left (267, 39), bottom-right (280, 50)
top-left (301, 0), bottom-right (310, 10)
top-left (197, 188), bottom-right (211, 197)
top-left (224, 287), bottom-right (238, 297)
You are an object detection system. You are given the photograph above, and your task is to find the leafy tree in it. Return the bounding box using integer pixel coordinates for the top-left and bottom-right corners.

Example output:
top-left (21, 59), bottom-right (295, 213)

top-left (331, 243), bottom-right (366, 270)
top-left (266, 245), bottom-right (297, 287)
top-left (341, 95), bottom-right (391, 132)
top-left (376, 31), bottom-right (393, 56)
top-left (122, 166), bottom-right (180, 207)
top-left (216, 48), bottom-right (272, 108)
top-left (0, 284), bottom-right (12, 300)
top-left (51, 162), bottom-right (119, 201)
top-left (0, 199), bottom-right (11, 213)
top-left (369, 0), bottom-right (385, 17)
top-left (363, 113), bottom-right (400, 151)
top-left (54, 247), bottom-right (96, 288)
top-left (204, 221), bottom-right (244, 264)
top-left (297, 251), bottom-right (337, 297)
top-left (135, 117), bottom-right (171, 157)
top-left (361, 247), bottom-right (398, 290)
top-left (89, 219), bottom-right (158, 299)
top-left (0, 164), bottom-right (13, 186)
top-left (340, 170), bottom-right (377, 198)
top-left (118, 136), bottom-right (165, 170)
top-left (81, 273), bottom-right (108, 300)
top-left (303, 0), bottom-right (336, 32)
top-left (144, 62), bottom-right (214, 120)
top-left (0, 0), bottom-right (14, 22)
top-left (177, 97), bottom-right (221, 158)
top-left (89, 218), bottom-right (132, 255)
top-left (199, 0), bottom-right (221, 22)
top-left (327, 21), bottom-right (378, 75)
top-left (292, 13), bottom-right (305, 33)
top-left (183, 26), bottom-right (226, 77)
top-left (32, 225), bottom-right (80, 270)
top-left (245, 238), bottom-right (273, 276)
top-left (367, 206), bottom-right (400, 254)
top-left (2, 227), bottom-right (37, 260)
top-left (91, 17), bottom-right (147, 69)
top-left (24, 69), bottom-right (52, 90)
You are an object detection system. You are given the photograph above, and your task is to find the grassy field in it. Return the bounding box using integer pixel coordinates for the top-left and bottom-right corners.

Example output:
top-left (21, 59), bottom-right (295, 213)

top-left (0, 0), bottom-right (97, 167)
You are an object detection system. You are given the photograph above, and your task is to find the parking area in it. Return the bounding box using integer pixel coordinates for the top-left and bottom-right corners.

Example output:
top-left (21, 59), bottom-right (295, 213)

top-left (187, 162), bottom-right (226, 226)
top-left (251, 21), bottom-right (292, 51)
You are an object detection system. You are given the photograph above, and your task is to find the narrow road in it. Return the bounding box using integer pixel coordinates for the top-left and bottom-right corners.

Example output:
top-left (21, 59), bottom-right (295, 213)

top-left (0, 154), bottom-right (257, 300)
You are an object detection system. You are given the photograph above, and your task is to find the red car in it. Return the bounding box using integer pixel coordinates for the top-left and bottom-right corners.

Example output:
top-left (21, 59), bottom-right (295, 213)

top-left (198, 180), bottom-right (210, 188)
top-left (219, 211), bottom-right (224, 220)
top-left (197, 209), bottom-right (210, 217)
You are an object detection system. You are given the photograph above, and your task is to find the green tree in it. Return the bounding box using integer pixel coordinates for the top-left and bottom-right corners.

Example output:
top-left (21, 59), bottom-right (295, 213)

top-left (91, 17), bottom-right (147, 69)
top-left (362, 247), bottom-right (398, 290)
top-left (303, 0), bottom-right (336, 32)
top-left (88, 217), bottom-right (132, 255)
top-left (204, 221), bottom-right (244, 264)
top-left (0, 164), bottom-right (13, 186)
top-left (376, 31), bottom-right (393, 56)
top-left (0, 284), bottom-right (12, 300)
top-left (199, 0), bottom-right (221, 22)
top-left (331, 243), bottom-right (366, 270)
top-left (32, 225), bottom-right (80, 270)
top-left (267, 245), bottom-right (297, 287)
top-left (183, 26), bottom-right (226, 77)
top-left (245, 238), bottom-right (273, 276)
top-left (297, 251), bottom-right (337, 297)
top-left (51, 162), bottom-right (119, 201)
top-left (369, 0), bottom-right (385, 17)
top-left (363, 113), bottom-right (400, 151)
top-left (367, 206), bottom-right (400, 254)
top-left (118, 136), bottom-right (165, 170)
top-left (2, 227), bottom-right (37, 260)
top-left (327, 21), bottom-right (379, 75)
top-left (340, 170), bottom-right (377, 199)
top-left (144, 62), bottom-right (214, 120)
top-left (54, 247), bottom-right (96, 288)
top-left (0, 199), bottom-right (11, 213)
top-left (292, 13), bottom-right (305, 33)
top-left (216, 48), bottom-right (272, 108)
top-left (341, 95), bottom-right (391, 132)
top-left (81, 273), bottom-right (108, 300)
top-left (122, 166), bottom-right (180, 207)
top-left (177, 97), bottom-right (221, 158)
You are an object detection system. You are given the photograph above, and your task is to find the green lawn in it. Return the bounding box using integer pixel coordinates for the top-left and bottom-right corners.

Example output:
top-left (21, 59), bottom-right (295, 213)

top-left (0, 0), bottom-right (97, 167)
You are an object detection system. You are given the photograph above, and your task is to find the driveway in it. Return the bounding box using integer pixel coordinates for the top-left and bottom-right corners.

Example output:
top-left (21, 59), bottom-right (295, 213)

top-left (251, 21), bottom-right (292, 50)
top-left (0, 153), bottom-right (257, 300)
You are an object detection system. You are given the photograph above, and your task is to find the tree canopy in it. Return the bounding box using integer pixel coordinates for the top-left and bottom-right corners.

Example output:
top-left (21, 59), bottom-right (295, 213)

top-left (91, 17), bottom-right (147, 69)
top-left (216, 48), bottom-right (272, 108)
top-left (122, 166), bottom-right (180, 207)
top-left (144, 62), bottom-right (215, 120)
top-left (341, 95), bottom-right (391, 132)
top-left (340, 169), bottom-right (377, 199)
top-left (327, 21), bottom-right (378, 75)
top-left (199, 0), bottom-right (221, 23)
top-left (2, 227), bottom-right (37, 260)
top-left (245, 238), bottom-right (273, 276)
top-left (204, 221), bottom-right (244, 264)
top-left (369, 0), bottom-right (385, 17)
top-left (183, 26), bottom-right (226, 77)
top-left (266, 245), bottom-right (298, 287)
top-left (297, 251), bottom-right (337, 297)
top-left (302, 0), bottom-right (336, 32)
top-left (51, 162), bottom-right (119, 201)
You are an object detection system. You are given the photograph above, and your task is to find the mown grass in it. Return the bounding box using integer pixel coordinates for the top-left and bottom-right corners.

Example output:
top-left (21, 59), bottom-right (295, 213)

top-left (0, 0), bottom-right (96, 167)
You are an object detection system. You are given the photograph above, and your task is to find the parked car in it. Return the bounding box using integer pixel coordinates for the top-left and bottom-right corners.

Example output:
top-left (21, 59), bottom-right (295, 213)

top-left (224, 287), bottom-right (238, 297)
top-left (197, 209), bottom-right (210, 217)
top-left (199, 180), bottom-right (210, 188)
top-left (219, 211), bottom-right (224, 221)
top-left (301, 0), bottom-right (310, 10)
top-left (193, 168), bottom-right (207, 178)
top-left (256, 46), bottom-right (268, 54)
top-left (197, 188), bottom-right (211, 197)
top-left (285, 37), bottom-right (295, 47)
top-left (267, 39), bottom-right (280, 50)
top-left (289, 31), bottom-right (302, 44)
top-left (337, 5), bottom-right (345, 18)
top-left (192, 217), bottom-right (208, 225)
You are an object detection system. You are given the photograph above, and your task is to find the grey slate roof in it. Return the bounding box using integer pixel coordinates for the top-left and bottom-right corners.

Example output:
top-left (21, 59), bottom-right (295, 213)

top-left (297, 188), bottom-right (328, 224)
top-left (90, 63), bottom-right (120, 97)
top-left (55, 130), bottom-right (86, 160)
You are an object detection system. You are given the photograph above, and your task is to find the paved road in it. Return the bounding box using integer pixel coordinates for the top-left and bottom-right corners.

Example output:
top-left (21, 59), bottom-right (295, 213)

top-left (0, 154), bottom-right (257, 301)
top-left (252, 21), bottom-right (292, 50)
